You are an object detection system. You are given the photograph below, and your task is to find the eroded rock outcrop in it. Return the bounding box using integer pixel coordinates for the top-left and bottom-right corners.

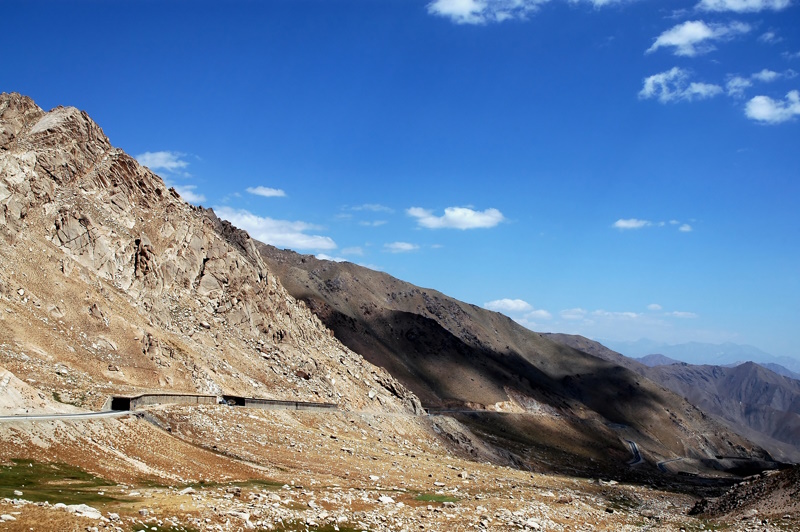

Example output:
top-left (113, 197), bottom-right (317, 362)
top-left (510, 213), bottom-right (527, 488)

top-left (0, 92), bottom-right (420, 414)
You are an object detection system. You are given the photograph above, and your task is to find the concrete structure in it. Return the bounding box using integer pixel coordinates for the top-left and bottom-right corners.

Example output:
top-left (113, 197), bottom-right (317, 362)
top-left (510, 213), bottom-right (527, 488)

top-left (109, 393), bottom-right (217, 411)
top-left (221, 396), bottom-right (337, 411)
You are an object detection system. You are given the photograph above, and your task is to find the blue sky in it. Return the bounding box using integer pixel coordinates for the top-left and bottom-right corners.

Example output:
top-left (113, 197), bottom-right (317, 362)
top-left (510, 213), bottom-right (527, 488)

top-left (4, 0), bottom-right (799, 359)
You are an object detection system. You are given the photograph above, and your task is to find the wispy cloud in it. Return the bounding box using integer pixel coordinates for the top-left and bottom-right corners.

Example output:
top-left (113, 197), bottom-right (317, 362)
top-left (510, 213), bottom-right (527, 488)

top-left (246, 186), bottom-right (286, 198)
top-left (359, 220), bottom-right (388, 227)
top-left (696, 0), bottom-right (790, 12)
top-left (135, 150), bottom-right (203, 203)
top-left (752, 69), bottom-right (780, 82)
top-left (316, 253), bottom-right (348, 262)
top-left (646, 20), bottom-right (750, 57)
top-left (351, 203), bottom-right (394, 213)
top-left (639, 68), bottom-right (722, 103)
top-left (668, 311), bottom-right (699, 318)
top-left (726, 69), bottom-right (794, 97)
top-left (560, 308), bottom-right (588, 321)
top-left (172, 184), bottom-right (206, 204)
top-left (135, 151), bottom-right (190, 174)
top-left (758, 31), bottom-right (781, 43)
top-left (426, 0), bottom-right (549, 25)
top-left (745, 90), bottom-right (800, 123)
top-left (213, 206), bottom-right (336, 251)
top-left (407, 206), bottom-right (505, 229)
top-left (613, 218), bottom-right (695, 232)
top-left (485, 298), bottom-right (552, 330)
top-left (613, 218), bottom-right (652, 230)
top-left (647, 303), bottom-right (663, 311)
top-left (384, 241), bottom-right (419, 253)
top-left (726, 76), bottom-right (753, 97)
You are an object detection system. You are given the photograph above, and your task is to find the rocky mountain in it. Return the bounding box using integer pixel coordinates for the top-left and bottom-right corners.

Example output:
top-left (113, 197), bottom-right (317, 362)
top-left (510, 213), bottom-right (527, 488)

top-left (637, 354), bottom-right (681, 367)
top-left (258, 246), bottom-right (773, 476)
top-left (0, 91), bottom-right (421, 415)
top-left (545, 334), bottom-right (800, 463)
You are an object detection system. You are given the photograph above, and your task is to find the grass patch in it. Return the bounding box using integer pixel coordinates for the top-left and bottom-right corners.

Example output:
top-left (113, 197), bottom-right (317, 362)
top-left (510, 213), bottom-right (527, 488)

top-left (0, 459), bottom-right (126, 506)
top-left (186, 478), bottom-right (284, 491)
top-left (414, 492), bottom-right (459, 503)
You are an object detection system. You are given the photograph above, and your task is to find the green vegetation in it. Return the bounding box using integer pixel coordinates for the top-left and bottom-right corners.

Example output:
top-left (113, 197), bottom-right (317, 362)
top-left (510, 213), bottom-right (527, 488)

top-left (186, 478), bottom-right (284, 491)
top-left (0, 459), bottom-right (126, 506)
top-left (414, 492), bottom-right (459, 503)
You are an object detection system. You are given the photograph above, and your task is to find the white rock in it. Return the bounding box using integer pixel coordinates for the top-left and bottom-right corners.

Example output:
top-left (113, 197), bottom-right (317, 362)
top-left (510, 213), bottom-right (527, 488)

top-left (13, 490), bottom-right (23, 496)
top-left (1, 515), bottom-right (17, 522)
top-left (179, 487), bottom-right (196, 495)
top-left (378, 495), bottom-right (396, 504)
top-left (66, 504), bottom-right (102, 519)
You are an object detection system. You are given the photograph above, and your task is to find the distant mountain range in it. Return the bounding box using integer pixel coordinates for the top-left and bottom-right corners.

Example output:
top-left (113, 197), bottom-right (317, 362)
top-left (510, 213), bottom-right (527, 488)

top-left (546, 334), bottom-right (800, 463)
top-left (602, 339), bottom-right (800, 375)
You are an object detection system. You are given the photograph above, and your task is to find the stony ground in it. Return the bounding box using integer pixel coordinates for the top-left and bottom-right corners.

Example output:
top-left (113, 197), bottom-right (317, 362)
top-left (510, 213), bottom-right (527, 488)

top-left (2, 405), bottom-right (795, 532)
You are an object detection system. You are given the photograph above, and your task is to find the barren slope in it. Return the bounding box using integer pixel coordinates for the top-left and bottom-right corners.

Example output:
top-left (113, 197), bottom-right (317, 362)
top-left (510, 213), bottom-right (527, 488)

top-left (545, 333), bottom-right (800, 462)
top-left (258, 247), bottom-right (771, 474)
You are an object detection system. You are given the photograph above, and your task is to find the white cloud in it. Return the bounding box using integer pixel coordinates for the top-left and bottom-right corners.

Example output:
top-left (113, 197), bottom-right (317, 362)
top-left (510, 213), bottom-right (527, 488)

top-left (758, 31), bottom-right (781, 43)
top-left (213, 206), bottom-right (336, 251)
top-left (560, 308), bottom-right (588, 320)
top-left (593, 309), bottom-right (640, 319)
top-left (426, 0), bottom-right (550, 25)
top-left (407, 206), bottom-right (505, 229)
top-left (646, 20), bottom-right (750, 57)
top-left (647, 303), bottom-right (663, 311)
top-left (752, 69), bottom-right (780, 82)
top-left (679, 223), bottom-right (693, 232)
top-left (726, 76), bottom-right (753, 97)
top-left (697, 0), bottom-right (790, 12)
top-left (484, 298), bottom-right (533, 313)
top-left (172, 184), bottom-right (206, 204)
top-left (525, 309), bottom-right (553, 320)
top-left (352, 203), bottom-right (394, 213)
top-left (384, 241), bottom-right (419, 253)
top-left (745, 90), bottom-right (800, 123)
top-left (613, 218), bottom-right (652, 230)
top-left (639, 68), bottom-right (722, 103)
top-left (668, 311), bottom-right (699, 318)
top-left (246, 186), bottom-right (286, 198)
top-left (359, 220), bottom-right (388, 227)
top-left (316, 253), bottom-right (348, 262)
top-left (135, 151), bottom-right (190, 173)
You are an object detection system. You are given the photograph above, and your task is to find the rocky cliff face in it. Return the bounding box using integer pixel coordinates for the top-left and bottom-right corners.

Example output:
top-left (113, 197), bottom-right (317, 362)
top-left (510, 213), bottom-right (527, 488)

top-left (0, 92), bottom-right (421, 414)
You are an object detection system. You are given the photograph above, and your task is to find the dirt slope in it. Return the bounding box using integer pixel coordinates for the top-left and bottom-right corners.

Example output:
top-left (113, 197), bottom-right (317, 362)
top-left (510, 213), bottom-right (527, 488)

top-left (258, 246), bottom-right (772, 473)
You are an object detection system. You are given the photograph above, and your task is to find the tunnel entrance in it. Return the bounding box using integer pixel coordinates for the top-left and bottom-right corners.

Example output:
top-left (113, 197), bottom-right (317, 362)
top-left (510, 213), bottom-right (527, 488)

top-left (110, 397), bottom-right (132, 411)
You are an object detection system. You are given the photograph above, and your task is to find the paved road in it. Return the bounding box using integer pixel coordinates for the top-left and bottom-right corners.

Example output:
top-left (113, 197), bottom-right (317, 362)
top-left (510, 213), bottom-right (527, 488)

top-left (0, 410), bottom-right (130, 422)
top-left (657, 457), bottom-right (683, 472)
top-left (626, 439), bottom-right (644, 466)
